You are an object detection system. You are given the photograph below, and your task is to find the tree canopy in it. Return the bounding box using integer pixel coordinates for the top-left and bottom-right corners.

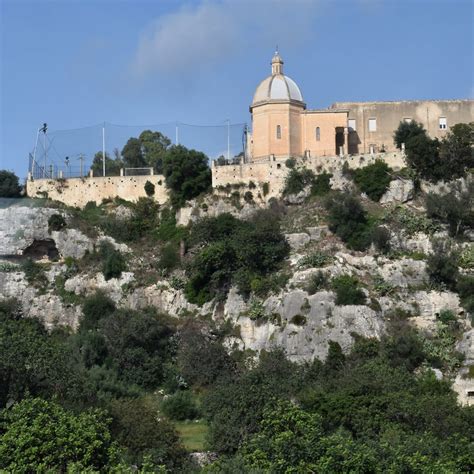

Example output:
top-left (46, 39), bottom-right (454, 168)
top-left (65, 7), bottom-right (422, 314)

top-left (162, 144), bottom-right (211, 207)
top-left (0, 170), bottom-right (22, 198)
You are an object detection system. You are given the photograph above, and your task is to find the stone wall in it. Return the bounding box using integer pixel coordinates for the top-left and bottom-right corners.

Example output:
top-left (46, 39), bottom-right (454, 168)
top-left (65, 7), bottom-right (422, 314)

top-left (26, 174), bottom-right (169, 208)
top-left (212, 151), bottom-right (406, 197)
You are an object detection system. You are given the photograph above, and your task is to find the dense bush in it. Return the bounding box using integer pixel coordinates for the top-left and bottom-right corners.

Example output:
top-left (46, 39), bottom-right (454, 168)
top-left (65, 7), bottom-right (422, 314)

top-left (353, 160), bottom-right (392, 201)
top-left (371, 225), bottom-right (391, 254)
top-left (283, 167), bottom-right (315, 195)
top-left (305, 271), bottom-right (328, 295)
top-left (109, 397), bottom-right (186, 470)
top-left (427, 245), bottom-right (459, 291)
top-left (0, 398), bottom-right (114, 472)
top-left (99, 241), bottom-right (126, 280)
top-left (48, 213), bottom-right (66, 232)
top-left (401, 121), bottom-right (473, 182)
top-left (0, 170), bottom-right (22, 197)
top-left (161, 391), bottom-right (199, 421)
top-left (324, 192), bottom-right (372, 250)
top-left (426, 181), bottom-right (474, 237)
top-left (332, 275), bottom-right (366, 305)
top-left (144, 180), bottom-right (155, 197)
top-left (311, 172), bottom-right (332, 196)
top-left (81, 291), bottom-right (116, 331)
top-left (184, 212), bottom-right (289, 304)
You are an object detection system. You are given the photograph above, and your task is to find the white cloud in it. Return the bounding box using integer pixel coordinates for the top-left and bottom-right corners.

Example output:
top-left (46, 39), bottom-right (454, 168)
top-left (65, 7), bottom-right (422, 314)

top-left (131, 0), bottom-right (321, 78)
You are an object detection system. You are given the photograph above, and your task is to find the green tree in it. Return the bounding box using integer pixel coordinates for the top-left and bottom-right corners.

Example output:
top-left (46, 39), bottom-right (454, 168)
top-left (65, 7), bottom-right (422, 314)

top-left (122, 137), bottom-right (146, 169)
top-left (437, 122), bottom-right (474, 181)
top-left (138, 130), bottom-right (171, 173)
top-left (162, 145), bottom-right (211, 207)
top-left (109, 397), bottom-right (187, 470)
top-left (426, 181), bottom-right (474, 237)
top-left (90, 151), bottom-right (123, 177)
top-left (324, 192), bottom-right (371, 250)
top-left (393, 120), bottom-right (426, 149)
top-left (0, 170), bottom-right (21, 197)
top-left (404, 132), bottom-right (440, 181)
top-left (242, 400), bottom-right (324, 472)
top-left (353, 160), bottom-right (393, 201)
top-left (0, 398), bottom-right (114, 472)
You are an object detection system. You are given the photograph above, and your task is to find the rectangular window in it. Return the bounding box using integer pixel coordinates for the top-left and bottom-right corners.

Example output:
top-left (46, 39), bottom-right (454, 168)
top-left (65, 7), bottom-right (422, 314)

top-left (439, 117), bottom-right (447, 129)
top-left (276, 125), bottom-right (281, 139)
top-left (315, 127), bottom-right (320, 141)
top-left (348, 119), bottom-right (356, 131)
top-left (368, 118), bottom-right (377, 132)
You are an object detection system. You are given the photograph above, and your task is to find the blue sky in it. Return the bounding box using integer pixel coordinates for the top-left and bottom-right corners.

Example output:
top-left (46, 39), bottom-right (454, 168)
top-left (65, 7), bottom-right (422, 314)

top-left (1, 0), bottom-right (473, 178)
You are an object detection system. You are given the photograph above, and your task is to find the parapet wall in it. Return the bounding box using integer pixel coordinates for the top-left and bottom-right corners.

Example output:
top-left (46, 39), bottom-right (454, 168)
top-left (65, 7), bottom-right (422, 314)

top-left (212, 152), bottom-right (406, 197)
top-left (26, 174), bottom-right (169, 208)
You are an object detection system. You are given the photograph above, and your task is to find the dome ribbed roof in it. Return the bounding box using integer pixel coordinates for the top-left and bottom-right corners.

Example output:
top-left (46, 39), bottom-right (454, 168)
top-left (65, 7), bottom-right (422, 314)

top-left (252, 74), bottom-right (303, 104)
top-left (251, 51), bottom-right (304, 107)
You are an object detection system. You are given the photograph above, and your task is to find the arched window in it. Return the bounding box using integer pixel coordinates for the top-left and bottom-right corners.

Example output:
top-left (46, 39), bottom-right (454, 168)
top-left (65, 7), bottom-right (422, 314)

top-left (316, 127), bottom-right (320, 141)
top-left (276, 125), bottom-right (281, 139)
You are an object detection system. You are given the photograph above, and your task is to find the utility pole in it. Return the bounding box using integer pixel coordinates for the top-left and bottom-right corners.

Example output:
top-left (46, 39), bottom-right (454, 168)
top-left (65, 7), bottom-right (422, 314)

top-left (40, 123), bottom-right (47, 178)
top-left (102, 123), bottom-right (106, 177)
top-left (175, 122), bottom-right (179, 145)
top-left (78, 154), bottom-right (84, 177)
top-left (227, 119), bottom-right (230, 161)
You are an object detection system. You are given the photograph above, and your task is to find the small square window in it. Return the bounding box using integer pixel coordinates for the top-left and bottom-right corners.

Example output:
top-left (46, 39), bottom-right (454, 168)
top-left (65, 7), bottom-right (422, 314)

top-left (439, 117), bottom-right (447, 129)
top-left (368, 118), bottom-right (377, 132)
top-left (348, 119), bottom-right (356, 131)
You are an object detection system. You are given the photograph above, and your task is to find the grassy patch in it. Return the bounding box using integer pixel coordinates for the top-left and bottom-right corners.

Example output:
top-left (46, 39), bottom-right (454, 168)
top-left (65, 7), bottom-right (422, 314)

top-left (175, 420), bottom-right (208, 452)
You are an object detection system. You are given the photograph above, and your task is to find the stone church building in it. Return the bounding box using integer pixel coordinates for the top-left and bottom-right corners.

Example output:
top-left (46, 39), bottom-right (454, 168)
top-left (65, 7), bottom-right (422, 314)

top-left (247, 52), bottom-right (473, 160)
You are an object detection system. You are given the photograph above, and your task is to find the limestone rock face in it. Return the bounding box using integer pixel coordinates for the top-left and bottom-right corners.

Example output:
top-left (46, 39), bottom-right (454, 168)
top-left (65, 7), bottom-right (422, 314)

top-left (222, 288), bottom-right (384, 363)
top-left (51, 229), bottom-right (93, 259)
top-left (380, 179), bottom-right (414, 204)
top-left (284, 189), bottom-right (310, 205)
top-left (0, 205), bottom-right (59, 256)
top-left (0, 271), bottom-right (81, 330)
top-left (378, 259), bottom-right (427, 288)
top-left (285, 232), bottom-right (310, 250)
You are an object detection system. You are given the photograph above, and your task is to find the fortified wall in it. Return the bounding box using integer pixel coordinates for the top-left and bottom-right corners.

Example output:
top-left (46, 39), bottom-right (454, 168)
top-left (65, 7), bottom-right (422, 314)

top-left (212, 151), bottom-right (406, 197)
top-left (26, 173), bottom-right (169, 208)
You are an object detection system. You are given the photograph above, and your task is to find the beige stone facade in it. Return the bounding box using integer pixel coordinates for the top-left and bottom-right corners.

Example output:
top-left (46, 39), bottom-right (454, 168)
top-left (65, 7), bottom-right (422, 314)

top-left (333, 99), bottom-right (474, 154)
top-left (27, 174), bottom-right (169, 208)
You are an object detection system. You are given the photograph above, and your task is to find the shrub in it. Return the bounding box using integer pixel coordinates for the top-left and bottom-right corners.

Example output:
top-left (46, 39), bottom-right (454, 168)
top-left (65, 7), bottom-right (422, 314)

top-left (158, 242), bottom-right (180, 271)
top-left (144, 180), bottom-right (155, 197)
top-left (305, 271), bottom-right (328, 295)
top-left (99, 241), bottom-right (126, 280)
top-left (283, 168), bottom-right (316, 195)
top-left (457, 275), bottom-right (474, 317)
top-left (285, 158), bottom-right (297, 169)
top-left (21, 259), bottom-right (48, 288)
top-left (426, 181), bottom-right (474, 237)
top-left (311, 172), bottom-right (332, 196)
top-left (290, 314), bottom-right (307, 326)
top-left (353, 161), bottom-right (392, 202)
top-left (0, 398), bottom-right (114, 472)
top-left (161, 391), bottom-right (199, 421)
top-left (427, 246), bottom-right (459, 290)
top-left (0, 170), bottom-right (22, 197)
top-left (81, 291), bottom-right (116, 331)
top-left (332, 275), bottom-right (366, 305)
top-left (324, 192), bottom-right (372, 250)
top-left (297, 251), bottom-right (333, 269)
top-left (437, 309), bottom-right (456, 325)
top-left (244, 191), bottom-right (254, 203)
top-left (371, 226), bottom-right (391, 254)
top-left (248, 299), bottom-right (266, 320)
top-left (262, 182), bottom-right (270, 196)
top-left (48, 213), bottom-right (66, 232)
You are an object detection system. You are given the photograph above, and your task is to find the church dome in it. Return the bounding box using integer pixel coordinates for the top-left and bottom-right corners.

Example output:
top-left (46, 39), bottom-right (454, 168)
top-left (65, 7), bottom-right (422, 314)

top-left (252, 52), bottom-right (304, 106)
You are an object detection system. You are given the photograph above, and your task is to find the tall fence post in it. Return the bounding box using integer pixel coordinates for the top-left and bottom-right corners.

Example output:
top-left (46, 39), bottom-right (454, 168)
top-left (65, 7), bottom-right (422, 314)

top-left (102, 122), bottom-right (106, 177)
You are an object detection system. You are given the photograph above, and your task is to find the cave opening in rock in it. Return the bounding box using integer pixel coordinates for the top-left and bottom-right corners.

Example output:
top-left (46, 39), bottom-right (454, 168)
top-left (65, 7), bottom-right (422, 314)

top-left (22, 239), bottom-right (59, 261)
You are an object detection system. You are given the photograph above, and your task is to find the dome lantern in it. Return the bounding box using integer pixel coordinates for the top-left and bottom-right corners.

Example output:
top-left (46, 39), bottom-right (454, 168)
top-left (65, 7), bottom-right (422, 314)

top-left (271, 50), bottom-right (283, 75)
